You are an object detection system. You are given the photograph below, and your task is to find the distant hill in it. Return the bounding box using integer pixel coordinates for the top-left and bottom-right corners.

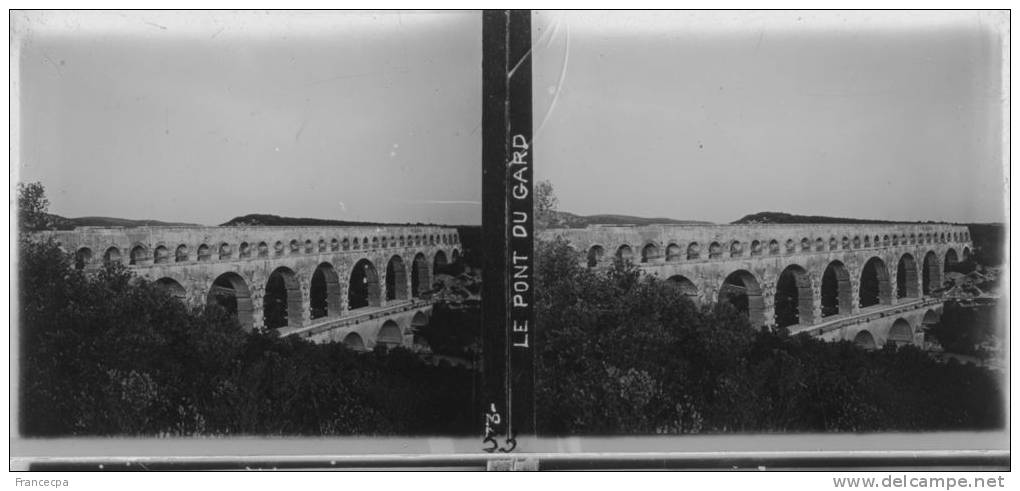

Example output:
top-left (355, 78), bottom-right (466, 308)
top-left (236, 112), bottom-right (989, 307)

top-left (220, 214), bottom-right (416, 227)
top-left (545, 210), bottom-right (712, 229)
top-left (48, 214), bottom-right (199, 230)
top-left (729, 211), bottom-right (946, 225)
top-left (223, 212), bottom-right (469, 227)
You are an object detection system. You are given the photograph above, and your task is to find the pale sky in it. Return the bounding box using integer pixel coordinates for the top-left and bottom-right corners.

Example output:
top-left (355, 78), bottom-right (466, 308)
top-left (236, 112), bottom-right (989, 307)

top-left (15, 11), bottom-right (481, 226)
top-left (533, 11), bottom-right (1007, 224)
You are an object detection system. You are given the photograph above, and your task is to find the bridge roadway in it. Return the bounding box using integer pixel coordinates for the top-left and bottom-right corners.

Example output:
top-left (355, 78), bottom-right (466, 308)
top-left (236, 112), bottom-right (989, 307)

top-left (540, 222), bottom-right (973, 349)
top-left (35, 225), bottom-right (463, 351)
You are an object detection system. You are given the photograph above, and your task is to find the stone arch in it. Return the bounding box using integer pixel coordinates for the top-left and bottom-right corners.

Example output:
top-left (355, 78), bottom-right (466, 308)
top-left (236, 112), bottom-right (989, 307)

top-left (864, 236), bottom-right (872, 248)
top-left (155, 277), bottom-right (186, 300)
top-left (944, 248), bottom-right (959, 273)
top-left (343, 332), bottom-right (366, 351)
top-left (922, 309), bottom-right (940, 328)
top-left (963, 247), bottom-right (971, 260)
top-left (841, 237), bottom-right (850, 250)
top-left (353, 237), bottom-right (361, 250)
top-left (175, 244), bottom-right (189, 262)
top-left (342, 238), bottom-right (351, 251)
top-left (859, 257), bottom-right (892, 308)
top-left (882, 235), bottom-right (890, 247)
top-left (828, 237), bottom-right (838, 251)
top-left (800, 237), bottom-right (810, 252)
top-left (587, 245), bottom-right (605, 268)
top-left (785, 239), bottom-right (796, 254)
top-left (218, 242), bottom-right (232, 260)
top-left (289, 239), bottom-right (300, 254)
top-left (940, 233), bottom-right (946, 243)
top-left (708, 242), bottom-right (722, 259)
top-left (349, 259), bottom-right (382, 310)
top-left (411, 311), bottom-right (429, 332)
top-left (666, 275), bottom-right (699, 302)
top-left (750, 240), bottom-right (762, 257)
top-left (331, 238), bottom-right (340, 252)
top-left (257, 242), bottom-right (269, 258)
top-left (616, 244), bottom-right (634, 263)
top-left (304, 239), bottom-right (313, 253)
top-left (197, 244), bottom-right (211, 261)
top-left (873, 235), bottom-right (880, 246)
top-left (815, 237), bottom-right (825, 252)
top-left (434, 250), bottom-right (448, 274)
top-left (719, 270), bottom-right (766, 328)
top-left (317, 238), bottom-right (326, 253)
top-left (892, 234), bottom-right (899, 246)
top-left (381, 236), bottom-right (388, 248)
top-left (74, 247), bottom-right (93, 269)
top-left (310, 262), bottom-right (341, 320)
top-left (641, 242), bottom-right (660, 263)
top-left (386, 255), bottom-right (410, 301)
top-left (853, 330), bottom-right (877, 350)
top-left (153, 245), bottom-right (170, 264)
top-left (909, 233), bottom-right (916, 245)
top-left (412, 253), bottom-right (432, 297)
top-left (239, 242), bottom-right (251, 259)
top-left (730, 240), bottom-right (744, 258)
top-left (207, 272), bottom-right (254, 330)
top-left (103, 246), bottom-right (122, 265)
top-left (922, 251), bottom-right (943, 294)
top-left (896, 253), bottom-right (920, 299)
top-left (775, 264), bottom-right (814, 328)
top-left (665, 243), bottom-right (682, 261)
top-left (821, 260), bottom-right (852, 318)
top-left (263, 267), bottom-right (302, 329)
top-left (852, 236), bottom-right (861, 249)
top-left (888, 318), bottom-right (913, 347)
top-left (686, 242), bottom-right (701, 260)
top-left (768, 239), bottom-right (780, 255)
top-left (272, 241), bottom-right (283, 256)
top-left (377, 320), bottom-right (403, 349)
top-left (372, 237), bottom-right (380, 249)
top-left (129, 244), bottom-right (149, 265)
top-left (452, 249), bottom-right (461, 262)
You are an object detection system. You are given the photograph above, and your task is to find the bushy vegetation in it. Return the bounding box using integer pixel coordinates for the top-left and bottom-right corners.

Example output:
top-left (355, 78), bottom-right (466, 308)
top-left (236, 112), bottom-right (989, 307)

top-left (535, 238), bottom-right (1004, 435)
top-left (18, 237), bottom-right (477, 436)
top-left (928, 302), bottom-right (1001, 358)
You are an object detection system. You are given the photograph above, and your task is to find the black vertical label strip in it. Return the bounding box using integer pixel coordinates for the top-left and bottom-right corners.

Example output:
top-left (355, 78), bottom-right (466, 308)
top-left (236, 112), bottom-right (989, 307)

top-left (505, 10), bottom-right (534, 439)
top-left (480, 11), bottom-right (510, 453)
top-left (480, 10), bottom-right (533, 453)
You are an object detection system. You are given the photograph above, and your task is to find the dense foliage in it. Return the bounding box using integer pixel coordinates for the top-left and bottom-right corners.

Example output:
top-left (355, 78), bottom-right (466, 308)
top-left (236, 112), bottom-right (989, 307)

top-left (928, 302), bottom-right (1001, 358)
top-left (535, 238), bottom-right (1004, 435)
top-left (19, 238), bottom-right (476, 436)
top-left (965, 223), bottom-right (1005, 267)
top-left (17, 182), bottom-right (51, 231)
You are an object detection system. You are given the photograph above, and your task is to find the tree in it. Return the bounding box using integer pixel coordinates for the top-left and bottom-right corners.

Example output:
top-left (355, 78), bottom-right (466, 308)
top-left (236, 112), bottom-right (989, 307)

top-left (19, 236), bottom-right (479, 436)
top-left (533, 237), bottom-right (1003, 435)
top-left (18, 181), bottom-right (50, 231)
top-left (534, 180), bottom-right (559, 229)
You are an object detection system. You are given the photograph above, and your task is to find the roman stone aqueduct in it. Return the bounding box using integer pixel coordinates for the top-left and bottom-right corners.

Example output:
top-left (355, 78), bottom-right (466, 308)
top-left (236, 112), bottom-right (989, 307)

top-left (36, 225), bottom-right (462, 351)
top-left (540, 223), bottom-right (973, 349)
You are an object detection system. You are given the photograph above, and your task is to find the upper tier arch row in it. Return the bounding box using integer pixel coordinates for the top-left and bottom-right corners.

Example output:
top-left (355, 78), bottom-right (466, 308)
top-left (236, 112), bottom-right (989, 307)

top-left (33, 225), bottom-right (461, 268)
top-left (540, 223), bottom-right (972, 266)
